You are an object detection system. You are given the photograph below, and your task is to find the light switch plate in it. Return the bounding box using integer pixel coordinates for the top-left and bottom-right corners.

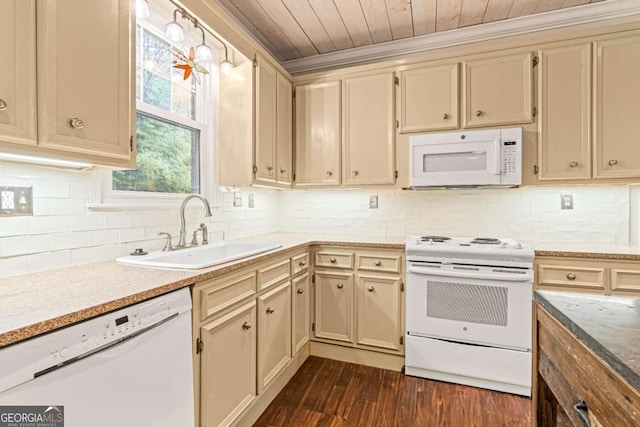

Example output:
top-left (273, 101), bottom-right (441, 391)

top-left (560, 193), bottom-right (574, 210)
top-left (233, 193), bottom-right (243, 207)
top-left (369, 195), bottom-right (378, 209)
top-left (0, 186), bottom-right (33, 216)
top-left (248, 194), bottom-right (254, 208)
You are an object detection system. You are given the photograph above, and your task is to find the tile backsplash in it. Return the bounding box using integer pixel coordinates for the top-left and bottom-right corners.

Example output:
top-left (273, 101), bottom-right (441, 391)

top-left (0, 160), bottom-right (634, 278)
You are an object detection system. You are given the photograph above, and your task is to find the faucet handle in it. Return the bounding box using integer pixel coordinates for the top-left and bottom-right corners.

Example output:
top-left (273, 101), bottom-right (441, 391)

top-left (158, 232), bottom-right (173, 251)
top-left (199, 223), bottom-right (209, 245)
top-left (190, 230), bottom-right (199, 247)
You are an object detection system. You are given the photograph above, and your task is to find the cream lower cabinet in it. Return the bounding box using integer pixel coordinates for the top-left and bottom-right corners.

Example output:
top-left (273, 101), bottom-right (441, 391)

top-left (292, 272), bottom-right (310, 355)
top-left (200, 301), bottom-right (257, 427)
top-left (356, 274), bottom-right (403, 352)
top-left (257, 281), bottom-right (292, 394)
top-left (314, 270), bottom-right (354, 343)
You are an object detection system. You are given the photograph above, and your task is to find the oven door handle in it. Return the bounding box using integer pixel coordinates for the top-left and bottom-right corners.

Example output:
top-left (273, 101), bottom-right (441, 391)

top-left (407, 266), bottom-right (532, 282)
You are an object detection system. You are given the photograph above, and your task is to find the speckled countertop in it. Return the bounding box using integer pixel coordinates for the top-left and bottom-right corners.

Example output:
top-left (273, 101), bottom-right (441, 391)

top-left (0, 233), bottom-right (405, 349)
top-left (528, 241), bottom-right (640, 260)
top-left (535, 290), bottom-right (640, 392)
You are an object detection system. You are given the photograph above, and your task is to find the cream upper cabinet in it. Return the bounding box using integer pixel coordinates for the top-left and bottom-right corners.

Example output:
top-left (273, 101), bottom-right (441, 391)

top-left (291, 272), bottom-right (310, 356)
top-left (594, 35), bottom-right (640, 179)
top-left (538, 44), bottom-right (591, 180)
top-left (314, 271), bottom-right (354, 343)
top-left (257, 281), bottom-right (292, 394)
top-left (0, 0), bottom-right (37, 147)
top-left (463, 52), bottom-right (533, 128)
top-left (276, 74), bottom-right (293, 184)
top-left (356, 274), bottom-right (403, 352)
top-left (254, 56), bottom-right (277, 184)
top-left (342, 72), bottom-right (395, 185)
top-left (37, 0), bottom-right (134, 163)
top-left (294, 81), bottom-right (341, 186)
top-left (200, 301), bottom-right (257, 427)
top-left (398, 63), bottom-right (459, 133)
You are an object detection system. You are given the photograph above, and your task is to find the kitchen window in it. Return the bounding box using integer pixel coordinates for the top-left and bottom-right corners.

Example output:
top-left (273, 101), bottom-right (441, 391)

top-left (93, 2), bottom-right (217, 207)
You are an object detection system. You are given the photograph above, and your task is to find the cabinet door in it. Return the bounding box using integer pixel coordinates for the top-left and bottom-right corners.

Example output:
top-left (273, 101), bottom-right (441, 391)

top-left (538, 44), bottom-right (591, 180)
top-left (257, 281), bottom-right (292, 394)
top-left (200, 301), bottom-right (256, 427)
top-left (255, 56), bottom-right (277, 184)
top-left (0, 0), bottom-right (37, 147)
top-left (594, 36), bottom-right (640, 178)
top-left (356, 274), bottom-right (403, 352)
top-left (294, 81), bottom-right (341, 186)
top-left (291, 272), bottom-right (310, 355)
top-left (463, 52), bottom-right (533, 128)
top-left (343, 73), bottom-right (395, 185)
top-left (314, 271), bottom-right (354, 343)
top-left (37, 0), bottom-right (133, 163)
top-left (276, 74), bottom-right (292, 185)
top-left (398, 63), bottom-right (459, 133)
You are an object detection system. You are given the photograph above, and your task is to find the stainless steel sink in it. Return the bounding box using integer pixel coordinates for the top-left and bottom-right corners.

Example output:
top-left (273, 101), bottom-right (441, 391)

top-left (116, 241), bottom-right (282, 269)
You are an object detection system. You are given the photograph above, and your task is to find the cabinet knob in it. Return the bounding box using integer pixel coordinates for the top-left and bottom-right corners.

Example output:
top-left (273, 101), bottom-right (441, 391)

top-left (297, 288), bottom-right (304, 294)
top-left (609, 159), bottom-right (618, 166)
top-left (374, 260), bottom-right (382, 266)
top-left (267, 165), bottom-right (274, 172)
top-left (242, 322), bottom-right (252, 330)
top-left (326, 171), bottom-right (333, 177)
top-left (566, 272), bottom-right (576, 281)
top-left (330, 257), bottom-right (337, 263)
top-left (569, 161), bottom-right (579, 168)
top-left (266, 307), bottom-right (275, 314)
top-left (280, 168), bottom-right (286, 174)
top-left (442, 113), bottom-right (449, 120)
top-left (367, 286), bottom-right (375, 292)
top-left (68, 117), bottom-right (85, 129)
top-left (352, 170), bottom-right (359, 176)
top-left (299, 260), bottom-right (306, 267)
top-left (337, 283), bottom-right (343, 289)
top-left (475, 110), bottom-right (484, 117)
top-left (0, 99), bottom-right (7, 111)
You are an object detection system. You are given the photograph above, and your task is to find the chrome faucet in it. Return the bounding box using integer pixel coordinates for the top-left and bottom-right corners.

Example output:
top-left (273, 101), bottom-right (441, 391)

top-left (178, 194), bottom-right (212, 248)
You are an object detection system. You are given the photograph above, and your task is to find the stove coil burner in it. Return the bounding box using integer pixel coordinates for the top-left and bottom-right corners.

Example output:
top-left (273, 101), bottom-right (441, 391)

top-left (419, 236), bottom-right (452, 243)
top-left (470, 237), bottom-right (502, 245)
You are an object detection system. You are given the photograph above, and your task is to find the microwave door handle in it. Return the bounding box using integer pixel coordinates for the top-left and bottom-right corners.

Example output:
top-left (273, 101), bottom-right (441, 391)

top-left (494, 139), bottom-right (502, 175)
top-left (407, 266), bottom-right (532, 282)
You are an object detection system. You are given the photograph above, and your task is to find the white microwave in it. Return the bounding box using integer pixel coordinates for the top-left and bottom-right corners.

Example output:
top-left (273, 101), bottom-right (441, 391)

top-left (410, 127), bottom-right (522, 188)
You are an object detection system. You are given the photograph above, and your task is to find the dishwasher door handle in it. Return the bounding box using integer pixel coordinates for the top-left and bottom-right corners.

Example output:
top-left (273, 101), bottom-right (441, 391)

top-left (407, 266), bottom-right (532, 282)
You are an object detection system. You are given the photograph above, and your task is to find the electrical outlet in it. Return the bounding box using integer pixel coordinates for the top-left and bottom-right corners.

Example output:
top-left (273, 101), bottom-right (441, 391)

top-left (369, 195), bottom-right (378, 209)
top-left (248, 194), bottom-right (254, 208)
top-left (0, 186), bottom-right (33, 216)
top-left (560, 193), bottom-right (574, 210)
top-left (1, 191), bottom-right (15, 209)
top-left (233, 193), bottom-right (243, 207)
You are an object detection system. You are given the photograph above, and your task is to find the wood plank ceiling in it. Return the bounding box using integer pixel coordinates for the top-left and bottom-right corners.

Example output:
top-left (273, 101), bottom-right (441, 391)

top-left (217, 0), bottom-right (606, 62)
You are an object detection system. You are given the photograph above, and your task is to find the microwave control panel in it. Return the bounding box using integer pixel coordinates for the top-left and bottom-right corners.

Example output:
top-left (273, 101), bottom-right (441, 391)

top-left (499, 127), bottom-right (522, 185)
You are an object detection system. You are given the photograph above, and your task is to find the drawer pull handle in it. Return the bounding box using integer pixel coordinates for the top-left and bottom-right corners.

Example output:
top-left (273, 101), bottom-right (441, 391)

top-left (574, 399), bottom-right (591, 427)
top-left (299, 260), bottom-right (306, 267)
top-left (368, 286), bottom-right (374, 292)
top-left (570, 161), bottom-right (579, 168)
top-left (475, 110), bottom-right (483, 117)
top-left (242, 322), bottom-right (252, 330)
top-left (567, 272), bottom-right (576, 280)
top-left (330, 257), bottom-right (337, 263)
top-left (442, 113), bottom-right (449, 120)
top-left (326, 171), bottom-right (333, 176)
top-left (297, 288), bottom-right (304, 294)
top-left (374, 260), bottom-right (382, 266)
top-left (68, 117), bottom-right (85, 129)
top-left (337, 283), bottom-right (343, 289)
top-left (266, 307), bottom-right (275, 314)
top-left (0, 99), bottom-right (7, 111)
top-left (609, 159), bottom-right (618, 166)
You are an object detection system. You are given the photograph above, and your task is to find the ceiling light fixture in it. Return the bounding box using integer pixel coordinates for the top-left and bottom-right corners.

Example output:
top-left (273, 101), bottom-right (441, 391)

top-left (165, 9), bottom-right (184, 42)
top-left (135, 0), bottom-right (150, 19)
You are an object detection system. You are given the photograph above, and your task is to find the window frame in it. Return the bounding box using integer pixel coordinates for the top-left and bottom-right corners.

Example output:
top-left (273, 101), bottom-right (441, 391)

top-left (90, 6), bottom-right (219, 209)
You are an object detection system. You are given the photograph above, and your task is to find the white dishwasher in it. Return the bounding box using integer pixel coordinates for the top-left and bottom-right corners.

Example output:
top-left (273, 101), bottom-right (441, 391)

top-left (0, 287), bottom-right (195, 427)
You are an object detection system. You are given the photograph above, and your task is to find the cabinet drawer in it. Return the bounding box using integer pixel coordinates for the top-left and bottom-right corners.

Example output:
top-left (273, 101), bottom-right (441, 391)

top-left (290, 252), bottom-right (309, 276)
top-left (357, 253), bottom-right (402, 274)
top-left (537, 264), bottom-right (605, 290)
top-left (257, 258), bottom-right (290, 292)
top-left (315, 251), bottom-right (354, 269)
top-left (610, 268), bottom-right (640, 293)
top-left (200, 271), bottom-right (256, 321)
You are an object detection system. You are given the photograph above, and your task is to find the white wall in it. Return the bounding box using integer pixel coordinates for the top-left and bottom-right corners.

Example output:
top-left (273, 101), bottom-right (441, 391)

top-left (0, 160), bottom-right (632, 279)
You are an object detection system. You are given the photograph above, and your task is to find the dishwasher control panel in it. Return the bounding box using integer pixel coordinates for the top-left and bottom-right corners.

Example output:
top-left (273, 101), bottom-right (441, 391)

top-left (0, 288), bottom-right (192, 394)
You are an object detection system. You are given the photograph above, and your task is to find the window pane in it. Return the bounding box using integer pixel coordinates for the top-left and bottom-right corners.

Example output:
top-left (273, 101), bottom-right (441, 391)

top-left (142, 29), bottom-right (171, 78)
top-left (112, 114), bottom-right (200, 194)
top-left (143, 71), bottom-right (171, 110)
top-left (172, 83), bottom-right (195, 119)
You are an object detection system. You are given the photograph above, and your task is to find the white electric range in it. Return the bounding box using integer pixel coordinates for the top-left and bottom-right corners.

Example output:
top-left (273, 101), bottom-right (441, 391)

top-left (404, 235), bottom-right (534, 396)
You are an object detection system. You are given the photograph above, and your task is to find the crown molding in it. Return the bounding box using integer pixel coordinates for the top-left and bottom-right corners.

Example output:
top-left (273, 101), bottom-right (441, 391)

top-left (282, 0), bottom-right (640, 75)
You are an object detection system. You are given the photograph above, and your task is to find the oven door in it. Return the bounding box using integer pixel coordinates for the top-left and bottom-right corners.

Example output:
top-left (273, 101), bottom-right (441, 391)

top-left (406, 262), bottom-right (532, 351)
top-left (410, 138), bottom-right (502, 187)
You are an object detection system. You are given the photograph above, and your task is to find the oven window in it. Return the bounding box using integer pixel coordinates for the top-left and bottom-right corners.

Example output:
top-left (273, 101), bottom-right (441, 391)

top-left (423, 151), bottom-right (487, 173)
top-left (426, 281), bottom-right (508, 326)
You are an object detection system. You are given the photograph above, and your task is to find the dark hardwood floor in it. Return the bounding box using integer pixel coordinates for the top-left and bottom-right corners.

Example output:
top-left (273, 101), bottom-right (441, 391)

top-left (254, 356), bottom-right (533, 427)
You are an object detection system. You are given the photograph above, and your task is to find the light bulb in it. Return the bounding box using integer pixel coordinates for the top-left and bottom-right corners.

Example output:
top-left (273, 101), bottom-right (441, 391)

top-left (195, 44), bottom-right (212, 63)
top-left (220, 59), bottom-right (233, 75)
top-left (165, 21), bottom-right (184, 43)
top-left (135, 0), bottom-right (150, 19)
